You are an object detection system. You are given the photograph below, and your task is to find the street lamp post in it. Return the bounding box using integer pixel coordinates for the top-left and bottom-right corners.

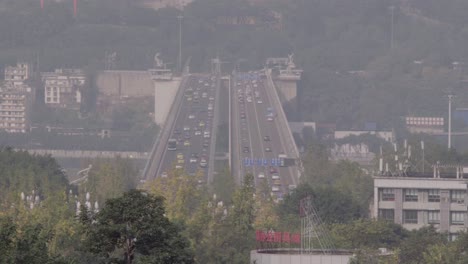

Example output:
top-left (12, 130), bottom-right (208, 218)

top-left (448, 94), bottom-right (454, 149)
top-left (389, 5), bottom-right (395, 50)
top-left (177, 15), bottom-right (183, 73)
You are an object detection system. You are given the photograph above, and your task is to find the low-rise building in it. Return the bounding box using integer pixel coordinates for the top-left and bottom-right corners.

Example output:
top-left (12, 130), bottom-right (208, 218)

top-left (374, 165), bottom-right (468, 240)
top-left (4, 62), bottom-right (32, 87)
top-left (42, 69), bottom-right (85, 109)
top-left (0, 83), bottom-right (33, 133)
top-left (405, 116), bottom-right (444, 134)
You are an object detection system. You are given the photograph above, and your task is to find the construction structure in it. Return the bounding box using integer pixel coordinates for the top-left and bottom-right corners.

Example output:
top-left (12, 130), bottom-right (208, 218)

top-left (251, 197), bottom-right (353, 264)
top-left (300, 196), bottom-right (335, 255)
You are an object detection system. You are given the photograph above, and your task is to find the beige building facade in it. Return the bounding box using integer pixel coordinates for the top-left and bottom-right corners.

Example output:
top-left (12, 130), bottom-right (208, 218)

top-left (0, 84), bottom-right (33, 133)
top-left (374, 170), bottom-right (468, 239)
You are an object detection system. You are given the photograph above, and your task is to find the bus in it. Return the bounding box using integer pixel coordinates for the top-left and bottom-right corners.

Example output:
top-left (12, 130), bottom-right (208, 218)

top-left (167, 139), bottom-right (177, 151)
top-left (278, 154), bottom-right (295, 167)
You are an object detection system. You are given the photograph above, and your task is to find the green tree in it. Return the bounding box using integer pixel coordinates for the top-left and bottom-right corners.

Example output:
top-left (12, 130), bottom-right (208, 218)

top-left (84, 157), bottom-right (137, 204)
top-left (86, 190), bottom-right (194, 264)
top-left (398, 226), bottom-right (447, 264)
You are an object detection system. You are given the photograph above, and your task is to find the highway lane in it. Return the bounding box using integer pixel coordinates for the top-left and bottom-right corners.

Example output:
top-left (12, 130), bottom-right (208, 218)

top-left (233, 72), bottom-right (296, 200)
top-left (156, 74), bottom-right (217, 181)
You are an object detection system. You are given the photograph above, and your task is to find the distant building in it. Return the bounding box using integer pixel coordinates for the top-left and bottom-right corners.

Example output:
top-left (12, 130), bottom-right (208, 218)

top-left (0, 83), bottom-right (34, 133)
top-left (334, 130), bottom-right (394, 142)
top-left (331, 130), bottom-right (394, 165)
top-left (406, 116), bottom-right (444, 134)
top-left (374, 165), bottom-right (468, 240)
top-left (4, 62), bottom-right (32, 87)
top-left (41, 69), bottom-right (85, 110)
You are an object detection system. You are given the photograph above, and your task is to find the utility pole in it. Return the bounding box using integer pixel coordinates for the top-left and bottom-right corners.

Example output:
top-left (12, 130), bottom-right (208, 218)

top-left (177, 14), bottom-right (183, 73)
top-left (448, 94), bottom-right (455, 149)
top-left (390, 5), bottom-right (395, 50)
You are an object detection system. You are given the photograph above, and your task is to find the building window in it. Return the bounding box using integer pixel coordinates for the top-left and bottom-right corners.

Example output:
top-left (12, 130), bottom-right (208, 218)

top-left (405, 189), bottom-right (418, 202)
top-left (403, 210), bottom-right (418, 224)
top-left (428, 189), bottom-right (440, 202)
top-left (451, 212), bottom-right (465, 225)
top-left (451, 190), bottom-right (465, 204)
top-left (381, 188), bottom-right (395, 201)
top-left (428, 211), bottom-right (440, 224)
top-left (379, 209), bottom-right (394, 221)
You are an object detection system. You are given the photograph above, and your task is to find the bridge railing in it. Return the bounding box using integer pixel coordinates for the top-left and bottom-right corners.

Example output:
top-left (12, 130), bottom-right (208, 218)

top-left (142, 74), bottom-right (190, 180)
top-left (265, 69), bottom-right (303, 179)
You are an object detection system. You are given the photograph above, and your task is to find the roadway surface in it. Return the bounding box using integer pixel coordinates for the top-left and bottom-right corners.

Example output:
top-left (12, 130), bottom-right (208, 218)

top-left (154, 74), bottom-right (218, 181)
top-left (231, 72), bottom-right (297, 200)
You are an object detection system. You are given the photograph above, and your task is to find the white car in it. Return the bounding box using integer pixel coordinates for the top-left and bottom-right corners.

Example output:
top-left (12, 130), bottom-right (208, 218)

top-left (272, 186), bottom-right (280, 192)
top-left (272, 174), bottom-right (280, 180)
top-left (257, 100), bottom-right (262, 104)
top-left (195, 130), bottom-right (201, 136)
top-left (267, 116), bottom-right (274, 121)
top-left (204, 132), bottom-right (210, 138)
top-left (190, 157), bottom-right (198, 163)
top-left (258, 172), bottom-right (265, 179)
top-left (209, 96), bottom-right (214, 101)
top-left (183, 126), bottom-right (190, 131)
top-left (161, 171), bottom-right (168, 178)
top-left (188, 114), bottom-right (195, 119)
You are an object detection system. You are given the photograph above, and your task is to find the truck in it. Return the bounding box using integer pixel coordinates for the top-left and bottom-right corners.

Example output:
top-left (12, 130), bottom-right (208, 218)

top-left (278, 154), bottom-right (295, 167)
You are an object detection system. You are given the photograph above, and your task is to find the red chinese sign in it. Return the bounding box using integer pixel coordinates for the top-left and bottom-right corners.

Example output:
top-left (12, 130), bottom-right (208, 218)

top-left (255, 230), bottom-right (300, 244)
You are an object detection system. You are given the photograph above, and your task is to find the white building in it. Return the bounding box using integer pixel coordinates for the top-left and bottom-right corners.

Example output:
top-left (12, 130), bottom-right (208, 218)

top-left (0, 83), bottom-right (33, 133)
top-left (4, 62), bottom-right (32, 87)
top-left (42, 69), bottom-right (85, 109)
top-left (374, 165), bottom-right (468, 240)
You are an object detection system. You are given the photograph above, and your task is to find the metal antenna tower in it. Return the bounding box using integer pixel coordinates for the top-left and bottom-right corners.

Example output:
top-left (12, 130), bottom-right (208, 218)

top-left (300, 196), bottom-right (335, 254)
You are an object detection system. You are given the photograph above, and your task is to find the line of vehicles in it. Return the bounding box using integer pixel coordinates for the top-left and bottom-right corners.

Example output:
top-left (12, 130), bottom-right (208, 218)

top-left (163, 76), bottom-right (216, 177)
top-left (236, 73), bottom-right (293, 201)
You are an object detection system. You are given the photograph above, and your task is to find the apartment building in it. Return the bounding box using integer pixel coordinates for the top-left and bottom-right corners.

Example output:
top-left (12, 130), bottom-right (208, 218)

top-left (0, 84), bottom-right (33, 133)
top-left (42, 69), bottom-right (85, 109)
top-left (4, 62), bottom-right (32, 86)
top-left (374, 165), bottom-right (468, 239)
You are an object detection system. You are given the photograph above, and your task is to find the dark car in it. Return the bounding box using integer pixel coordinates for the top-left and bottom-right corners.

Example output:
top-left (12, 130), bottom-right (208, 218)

top-left (263, 136), bottom-right (270, 141)
top-left (269, 166), bottom-right (278, 174)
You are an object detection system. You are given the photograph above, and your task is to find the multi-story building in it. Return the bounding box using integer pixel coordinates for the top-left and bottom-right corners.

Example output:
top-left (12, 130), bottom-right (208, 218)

top-left (374, 165), bottom-right (468, 239)
top-left (0, 84), bottom-right (33, 133)
top-left (4, 62), bottom-right (32, 86)
top-left (42, 69), bottom-right (85, 109)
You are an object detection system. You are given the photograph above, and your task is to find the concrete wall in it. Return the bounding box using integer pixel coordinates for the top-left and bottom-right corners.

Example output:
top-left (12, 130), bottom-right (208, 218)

top-left (273, 79), bottom-right (298, 119)
top-left (21, 149), bottom-right (148, 160)
top-left (154, 78), bottom-right (181, 125)
top-left (251, 251), bottom-right (351, 264)
top-left (96, 70), bottom-right (154, 98)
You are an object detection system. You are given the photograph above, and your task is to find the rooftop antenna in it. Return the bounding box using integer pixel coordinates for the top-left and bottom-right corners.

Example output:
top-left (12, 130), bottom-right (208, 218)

top-left (421, 140), bottom-right (425, 173)
top-left (447, 94), bottom-right (456, 149)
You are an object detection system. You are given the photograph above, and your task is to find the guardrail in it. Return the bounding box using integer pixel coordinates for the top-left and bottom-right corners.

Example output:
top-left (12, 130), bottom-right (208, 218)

top-left (265, 69), bottom-right (304, 179)
top-left (142, 74), bottom-right (190, 180)
top-left (265, 69), bottom-right (300, 159)
top-left (207, 73), bottom-right (222, 183)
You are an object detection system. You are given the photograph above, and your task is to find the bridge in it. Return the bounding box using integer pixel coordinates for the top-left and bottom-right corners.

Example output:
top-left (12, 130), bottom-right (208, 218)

top-left (142, 57), bottom-right (302, 199)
